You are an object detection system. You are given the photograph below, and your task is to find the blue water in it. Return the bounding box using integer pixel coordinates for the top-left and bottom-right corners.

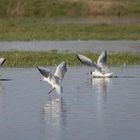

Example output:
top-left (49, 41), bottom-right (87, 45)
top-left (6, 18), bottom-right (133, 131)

top-left (0, 66), bottom-right (140, 140)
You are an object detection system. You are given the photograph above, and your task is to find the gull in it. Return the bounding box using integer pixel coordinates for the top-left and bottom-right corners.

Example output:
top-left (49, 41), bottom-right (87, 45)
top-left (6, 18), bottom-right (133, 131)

top-left (77, 51), bottom-right (113, 78)
top-left (37, 61), bottom-right (67, 95)
top-left (0, 57), bottom-right (6, 66)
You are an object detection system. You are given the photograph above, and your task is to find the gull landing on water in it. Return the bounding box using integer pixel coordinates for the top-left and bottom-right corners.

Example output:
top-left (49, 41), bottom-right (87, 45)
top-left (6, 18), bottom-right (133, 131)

top-left (77, 51), bottom-right (114, 78)
top-left (0, 58), bottom-right (6, 66)
top-left (37, 61), bottom-right (67, 95)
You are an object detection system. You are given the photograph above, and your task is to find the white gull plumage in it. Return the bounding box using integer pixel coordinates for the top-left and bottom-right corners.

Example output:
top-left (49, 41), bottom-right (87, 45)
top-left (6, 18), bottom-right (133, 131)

top-left (77, 51), bottom-right (113, 78)
top-left (0, 57), bottom-right (6, 66)
top-left (37, 61), bottom-right (67, 95)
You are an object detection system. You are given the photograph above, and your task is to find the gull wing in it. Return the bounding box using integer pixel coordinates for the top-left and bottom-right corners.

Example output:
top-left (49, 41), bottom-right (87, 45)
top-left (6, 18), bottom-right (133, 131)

top-left (97, 51), bottom-right (107, 67)
top-left (77, 53), bottom-right (101, 71)
top-left (54, 61), bottom-right (67, 80)
top-left (0, 57), bottom-right (6, 65)
top-left (37, 66), bottom-right (51, 78)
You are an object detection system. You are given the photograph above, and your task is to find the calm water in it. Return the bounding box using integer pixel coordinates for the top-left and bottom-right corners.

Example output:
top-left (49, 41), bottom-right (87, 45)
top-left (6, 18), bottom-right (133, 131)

top-left (0, 66), bottom-right (140, 140)
top-left (0, 40), bottom-right (140, 53)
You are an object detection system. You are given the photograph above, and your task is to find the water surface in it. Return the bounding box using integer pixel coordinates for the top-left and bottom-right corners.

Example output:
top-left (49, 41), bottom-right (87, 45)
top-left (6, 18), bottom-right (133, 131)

top-left (0, 40), bottom-right (140, 53)
top-left (0, 66), bottom-right (140, 140)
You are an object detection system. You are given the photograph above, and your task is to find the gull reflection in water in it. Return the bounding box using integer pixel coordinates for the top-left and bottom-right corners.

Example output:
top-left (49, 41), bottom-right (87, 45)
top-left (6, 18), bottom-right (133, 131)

top-left (91, 78), bottom-right (111, 100)
top-left (41, 98), bottom-right (67, 126)
top-left (91, 78), bottom-right (111, 139)
top-left (41, 98), bottom-right (67, 139)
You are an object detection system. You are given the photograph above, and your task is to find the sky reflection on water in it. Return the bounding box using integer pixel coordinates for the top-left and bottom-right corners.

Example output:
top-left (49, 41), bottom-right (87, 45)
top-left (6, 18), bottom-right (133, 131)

top-left (0, 66), bottom-right (140, 140)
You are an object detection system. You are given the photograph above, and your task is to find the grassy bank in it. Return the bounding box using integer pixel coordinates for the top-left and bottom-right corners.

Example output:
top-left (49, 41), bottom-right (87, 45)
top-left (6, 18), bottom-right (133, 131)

top-left (0, 0), bottom-right (140, 18)
top-left (0, 18), bottom-right (140, 41)
top-left (0, 51), bottom-right (140, 67)
top-left (0, 0), bottom-right (140, 41)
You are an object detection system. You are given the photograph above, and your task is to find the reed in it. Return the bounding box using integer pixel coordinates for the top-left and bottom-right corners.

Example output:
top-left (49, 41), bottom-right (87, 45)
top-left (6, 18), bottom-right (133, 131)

top-left (0, 0), bottom-right (139, 17)
top-left (0, 51), bottom-right (140, 67)
top-left (0, 18), bottom-right (140, 40)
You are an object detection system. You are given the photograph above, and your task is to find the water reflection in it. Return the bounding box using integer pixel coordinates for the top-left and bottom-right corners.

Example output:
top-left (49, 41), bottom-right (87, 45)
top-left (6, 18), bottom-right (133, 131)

top-left (41, 97), bottom-right (67, 124)
top-left (0, 82), bottom-right (6, 131)
top-left (0, 67), bottom-right (139, 140)
top-left (91, 78), bottom-right (111, 139)
top-left (0, 82), bottom-right (6, 109)
top-left (91, 78), bottom-right (111, 94)
top-left (41, 98), bottom-right (67, 140)
top-left (42, 99), bottom-right (63, 123)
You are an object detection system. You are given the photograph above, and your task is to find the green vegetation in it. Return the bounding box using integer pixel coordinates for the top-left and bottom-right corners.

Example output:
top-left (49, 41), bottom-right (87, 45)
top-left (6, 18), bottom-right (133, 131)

top-left (0, 0), bottom-right (140, 40)
top-left (0, 51), bottom-right (140, 67)
top-left (0, 18), bottom-right (140, 40)
top-left (0, 1), bottom-right (139, 67)
top-left (0, 0), bottom-right (140, 18)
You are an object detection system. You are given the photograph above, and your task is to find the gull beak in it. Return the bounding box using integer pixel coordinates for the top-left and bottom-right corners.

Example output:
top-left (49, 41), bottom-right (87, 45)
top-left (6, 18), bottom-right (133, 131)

top-left (40, 77), bottom-right (44, 81)
top-left (89, 71), bottom-right (93, 75)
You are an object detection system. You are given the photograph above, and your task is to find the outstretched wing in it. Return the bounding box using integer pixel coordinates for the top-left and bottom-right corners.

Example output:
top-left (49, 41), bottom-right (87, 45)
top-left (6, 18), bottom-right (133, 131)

top-left (54, 61), bottom-right (67, 80)
top-left (77, 53), bottom-right (102, 72)
top-left (0, 57), bottom-right (6, 66)
top-left (97, 51), bottom-right (107, 71)
top-left (97, 51), bottom-right (107, 66)
top-left (37, 66), bottom-right (51, 78)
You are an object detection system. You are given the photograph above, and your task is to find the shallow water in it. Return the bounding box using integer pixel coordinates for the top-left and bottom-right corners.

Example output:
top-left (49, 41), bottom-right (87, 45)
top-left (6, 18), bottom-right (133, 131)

top-left (0, 40), bottom-right (140, 53)
top-left (0, 66), bottom-right (140, 140)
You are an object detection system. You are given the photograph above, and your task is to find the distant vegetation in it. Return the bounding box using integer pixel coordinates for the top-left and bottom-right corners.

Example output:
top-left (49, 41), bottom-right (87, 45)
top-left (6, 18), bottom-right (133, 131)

top-left (1, 51), bottom-right (140, 67)
top-left (0, 18), bottom-right (140, 40)
top-left (0, 0), bottom-right (140, 41)
top-left (0, 0), bottom-right (140, 18)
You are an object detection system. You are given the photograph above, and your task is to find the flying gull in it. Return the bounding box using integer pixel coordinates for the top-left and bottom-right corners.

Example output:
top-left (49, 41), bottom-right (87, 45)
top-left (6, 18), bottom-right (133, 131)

top-left (0, 57), bottom-right (6, 66)
top-left (37, 61), bottom-right (67, 95)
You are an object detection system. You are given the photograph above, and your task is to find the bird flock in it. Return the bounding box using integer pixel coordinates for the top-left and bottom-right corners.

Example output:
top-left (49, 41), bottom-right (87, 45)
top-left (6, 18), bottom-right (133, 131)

top-left (0, 51), bottom-right (114, 97)
top-left (37, 51), bottom-right (114, 97)
top-left (37, 61), bottom-right (67, 95)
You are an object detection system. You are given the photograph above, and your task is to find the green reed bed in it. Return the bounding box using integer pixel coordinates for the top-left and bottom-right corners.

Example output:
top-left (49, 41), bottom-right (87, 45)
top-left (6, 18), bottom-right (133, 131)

top-left (0, 0), bottom-right (139, 18)
top-left (0, 51), bottom-right (140, 67)
top-left (0, 17), bottom-right (140, 40)
top-left (0, 0), bottom-right (140, 40)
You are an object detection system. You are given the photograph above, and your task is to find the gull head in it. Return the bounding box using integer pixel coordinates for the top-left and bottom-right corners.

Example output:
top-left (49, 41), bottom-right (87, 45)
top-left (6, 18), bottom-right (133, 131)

top-left (40, 77), bottom-right (47, 82)
top-left (89, 71), bottom-right (94, 75)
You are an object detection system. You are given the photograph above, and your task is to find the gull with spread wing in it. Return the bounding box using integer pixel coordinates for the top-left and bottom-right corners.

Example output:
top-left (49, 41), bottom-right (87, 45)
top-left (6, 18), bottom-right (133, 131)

top-left (0, 57), bottom-right (6, 66)
top-left (77, 51), bottom-right (113, 78)
top-left (37, 61), bottom-right (67, 95)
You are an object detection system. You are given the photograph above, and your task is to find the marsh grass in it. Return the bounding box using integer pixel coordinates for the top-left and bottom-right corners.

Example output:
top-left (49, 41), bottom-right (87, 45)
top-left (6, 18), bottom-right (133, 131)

top-left (0, 0), bottom-right (139, 17)
top-left (0, 51), bottom-right (140, 67)
top-left (0, 18), bottom-right (140, 40)
top-left (0, 0), bottom-right (140, 41)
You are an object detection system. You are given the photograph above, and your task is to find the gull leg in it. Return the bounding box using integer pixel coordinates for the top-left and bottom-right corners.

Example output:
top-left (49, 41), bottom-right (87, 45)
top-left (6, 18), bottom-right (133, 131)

top-left (48, 88), bottom-right (55, 94)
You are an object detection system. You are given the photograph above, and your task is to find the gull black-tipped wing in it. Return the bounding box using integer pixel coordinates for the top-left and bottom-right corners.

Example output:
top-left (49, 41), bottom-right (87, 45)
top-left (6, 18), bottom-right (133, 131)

top-left (37, 66), bottom-right (51, 78)
top-left (77, 53), bottom-right (101, 71)
top-left (0, 57), bottom-right (6, 66)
